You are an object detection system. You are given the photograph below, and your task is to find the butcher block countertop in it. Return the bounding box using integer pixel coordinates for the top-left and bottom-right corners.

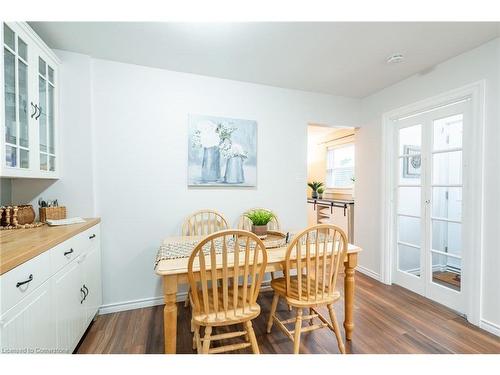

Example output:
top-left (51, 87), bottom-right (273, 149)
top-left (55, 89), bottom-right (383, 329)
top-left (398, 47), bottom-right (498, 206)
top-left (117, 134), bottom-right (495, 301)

top-left (0, 218), bottom-right (101, 275)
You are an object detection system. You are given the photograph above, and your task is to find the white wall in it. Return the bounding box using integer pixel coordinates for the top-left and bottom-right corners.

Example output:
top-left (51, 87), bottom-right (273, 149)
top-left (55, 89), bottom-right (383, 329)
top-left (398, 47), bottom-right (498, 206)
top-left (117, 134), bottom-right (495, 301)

top-left (1, 177), bottom-right (12, 205)
top-left (90, 58), bottom-right (361, 308)
top-left (11, 50), bottom-right (95, 218)
top-left (356, 38), bottom-right (500, 330)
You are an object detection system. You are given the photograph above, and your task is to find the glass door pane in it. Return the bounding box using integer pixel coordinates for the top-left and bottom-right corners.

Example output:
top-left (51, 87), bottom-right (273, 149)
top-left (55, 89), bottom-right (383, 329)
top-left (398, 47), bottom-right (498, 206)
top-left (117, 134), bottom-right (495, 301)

top-left (4, 48), bottom-right (16, 146)
top-left (48, 83), bottom-right (55, 155)
top-left (432, 187), bottom-right (462, 221)
top-left (431, 252), bottom-right (461, 291)
top-left (39, 75), bottom-right (48, 170)
top-left (396, 123), bottom-right (422, 278)
top-left (18, 60), bottom-right (28, 147)
top-left (431, 113), bottom-right (463, 292)
top-left (432, 151), bottom-right (462, 185)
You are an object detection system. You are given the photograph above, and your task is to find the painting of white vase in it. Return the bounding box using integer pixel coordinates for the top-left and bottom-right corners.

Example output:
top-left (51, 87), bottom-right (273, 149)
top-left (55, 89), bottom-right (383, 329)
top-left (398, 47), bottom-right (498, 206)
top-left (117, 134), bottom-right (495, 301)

top-left (188, 114), bottom-right (257, 187)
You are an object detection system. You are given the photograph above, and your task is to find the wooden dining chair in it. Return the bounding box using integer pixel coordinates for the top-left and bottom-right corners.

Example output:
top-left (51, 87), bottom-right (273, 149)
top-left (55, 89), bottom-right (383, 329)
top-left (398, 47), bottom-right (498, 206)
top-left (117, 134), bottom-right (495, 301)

top-left (237, 207), bottom-right (281, 232)
top-left (182, 209), bottom-right (229, 236)
top-left (266, 224), bottom-right (348, 354)
top-left (182, 210), bottom-right (229, 307)
top-left (188, 230), bottom-right (268, 354)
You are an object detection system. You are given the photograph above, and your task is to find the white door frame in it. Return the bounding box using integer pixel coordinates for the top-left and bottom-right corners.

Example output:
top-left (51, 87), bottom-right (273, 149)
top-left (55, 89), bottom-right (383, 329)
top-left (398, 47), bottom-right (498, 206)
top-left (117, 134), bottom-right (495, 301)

top-left (380, 81), bottom-right (485, 326)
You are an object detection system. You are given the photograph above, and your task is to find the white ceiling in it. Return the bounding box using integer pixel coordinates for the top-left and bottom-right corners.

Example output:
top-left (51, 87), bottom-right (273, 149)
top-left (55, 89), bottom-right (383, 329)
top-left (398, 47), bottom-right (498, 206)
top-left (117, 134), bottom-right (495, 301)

top-left (29, 22), bottom-right (500, 98)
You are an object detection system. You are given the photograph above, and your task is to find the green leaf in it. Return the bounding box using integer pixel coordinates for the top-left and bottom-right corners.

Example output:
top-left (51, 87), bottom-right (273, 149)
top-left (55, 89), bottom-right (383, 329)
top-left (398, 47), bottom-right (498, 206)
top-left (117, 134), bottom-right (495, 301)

top-left (244, 210), bottom-right (275, 226)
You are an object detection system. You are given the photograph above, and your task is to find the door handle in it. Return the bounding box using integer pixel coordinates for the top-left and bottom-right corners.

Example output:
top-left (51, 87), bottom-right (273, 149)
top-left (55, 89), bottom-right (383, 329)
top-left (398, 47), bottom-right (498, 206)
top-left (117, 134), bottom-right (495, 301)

top-left (30, 102), bottom-right (37, 118)
top-left (63, 248), bottom-right (74, 256)
top-left (35, 105), bottom-right (41, 120)
top-left (80, 287), bottom-right (88, 304)
top-left (89, 234), bottom-right (96, 239)
top-left (16, 274), bottom-right (33, 288)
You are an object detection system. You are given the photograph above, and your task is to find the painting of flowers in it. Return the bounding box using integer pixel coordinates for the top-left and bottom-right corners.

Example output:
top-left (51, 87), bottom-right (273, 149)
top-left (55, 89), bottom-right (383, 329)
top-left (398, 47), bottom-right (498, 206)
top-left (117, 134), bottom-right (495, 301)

top-left (188, 114), bottom-right (257, 186)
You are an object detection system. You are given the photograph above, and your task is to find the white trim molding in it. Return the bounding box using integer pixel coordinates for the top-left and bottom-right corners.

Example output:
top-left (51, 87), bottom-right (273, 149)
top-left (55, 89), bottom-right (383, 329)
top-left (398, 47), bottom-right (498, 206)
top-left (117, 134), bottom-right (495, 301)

top-left (98, 285), bottom-right (277, 315)
top-left (479, 319), bottom-right (500, 337)
top-left (99, 293), bottom-right (187, 315)
top-left (356, 265), bottom-right (381, 281)
top-left (380, 81), bottom-right (485, 326)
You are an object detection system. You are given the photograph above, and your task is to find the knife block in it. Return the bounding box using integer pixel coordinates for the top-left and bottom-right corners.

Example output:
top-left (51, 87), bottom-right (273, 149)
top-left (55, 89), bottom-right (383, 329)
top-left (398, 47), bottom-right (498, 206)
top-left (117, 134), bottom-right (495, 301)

top-left (39, 206), bottom-right (67, 222)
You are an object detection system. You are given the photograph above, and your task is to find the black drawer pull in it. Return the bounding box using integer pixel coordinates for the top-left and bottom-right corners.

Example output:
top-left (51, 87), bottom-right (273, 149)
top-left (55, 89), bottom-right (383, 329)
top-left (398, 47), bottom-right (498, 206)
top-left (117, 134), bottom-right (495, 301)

top-left (63, 248), bottom-right (74, 256)
top-left (80, 288), bottom-right (86, 304)
top-left (89, 234), bottom-right (96, 239)
top-left (83, 284), bottom-right (89, 300)
top-left (16, 274), bottom-right (33, 288)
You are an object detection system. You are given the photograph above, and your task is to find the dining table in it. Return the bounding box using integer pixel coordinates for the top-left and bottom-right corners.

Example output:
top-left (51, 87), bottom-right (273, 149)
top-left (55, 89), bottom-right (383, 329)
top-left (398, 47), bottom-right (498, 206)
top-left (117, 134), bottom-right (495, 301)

top-left (155, 234), bottom-right (362, 354)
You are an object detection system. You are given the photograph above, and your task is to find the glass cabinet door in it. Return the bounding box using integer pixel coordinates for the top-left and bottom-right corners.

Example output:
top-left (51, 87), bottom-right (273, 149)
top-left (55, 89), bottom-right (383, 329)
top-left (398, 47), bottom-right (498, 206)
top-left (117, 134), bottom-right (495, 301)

top-left (38, 57), bottom-right (56, 172)
top-left (3, 23), bottom-right (30, 169)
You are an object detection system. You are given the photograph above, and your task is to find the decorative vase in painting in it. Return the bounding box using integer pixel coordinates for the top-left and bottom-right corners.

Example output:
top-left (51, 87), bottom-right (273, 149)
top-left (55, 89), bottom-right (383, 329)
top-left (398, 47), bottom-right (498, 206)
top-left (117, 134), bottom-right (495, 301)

top-left (224, 156), bottom-right (245, 184)
top-left (252, 224), bottom-right (267, 239)
top-left (201, 146), bottom-right (221, 182)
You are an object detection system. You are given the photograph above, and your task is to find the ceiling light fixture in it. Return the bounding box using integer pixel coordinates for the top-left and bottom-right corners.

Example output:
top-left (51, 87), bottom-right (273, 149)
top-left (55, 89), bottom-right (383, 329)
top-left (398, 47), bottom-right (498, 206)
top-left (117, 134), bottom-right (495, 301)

top-left (386, 53), bottom-right (405, 64)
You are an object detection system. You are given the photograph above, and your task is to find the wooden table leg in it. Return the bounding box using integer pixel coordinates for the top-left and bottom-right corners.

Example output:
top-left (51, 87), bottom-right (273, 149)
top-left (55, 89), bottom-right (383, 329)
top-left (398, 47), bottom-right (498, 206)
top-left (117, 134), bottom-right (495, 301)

top-left (163, 274), bottom-right (178, 354)
top-left (343, 253), bottom-right (357, 341)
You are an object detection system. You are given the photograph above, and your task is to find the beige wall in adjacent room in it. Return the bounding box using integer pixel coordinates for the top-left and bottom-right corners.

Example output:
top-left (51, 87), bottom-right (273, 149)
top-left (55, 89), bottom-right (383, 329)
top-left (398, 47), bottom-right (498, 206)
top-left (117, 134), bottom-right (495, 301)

top-left (307, 125), bottom-right (355, 199)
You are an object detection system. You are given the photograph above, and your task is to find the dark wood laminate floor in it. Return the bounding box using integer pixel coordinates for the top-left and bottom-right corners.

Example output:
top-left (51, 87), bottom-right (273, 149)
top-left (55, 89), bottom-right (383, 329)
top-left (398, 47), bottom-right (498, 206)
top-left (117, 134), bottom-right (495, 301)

top-left (75, 273), bottom-right (500, 354)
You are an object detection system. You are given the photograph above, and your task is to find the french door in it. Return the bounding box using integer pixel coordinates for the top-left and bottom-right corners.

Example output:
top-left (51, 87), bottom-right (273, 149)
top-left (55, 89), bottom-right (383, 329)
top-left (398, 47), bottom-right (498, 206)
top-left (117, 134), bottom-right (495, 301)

top-left (392, 100), bottom-right (470, 313)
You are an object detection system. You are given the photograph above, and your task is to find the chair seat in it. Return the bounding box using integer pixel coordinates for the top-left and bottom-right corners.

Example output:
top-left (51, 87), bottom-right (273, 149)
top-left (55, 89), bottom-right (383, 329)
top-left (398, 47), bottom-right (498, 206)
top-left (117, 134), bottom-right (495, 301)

top-left (190, 286), bottom-right (261, 326)
top-left (270, 276), bottom-right (340, 306)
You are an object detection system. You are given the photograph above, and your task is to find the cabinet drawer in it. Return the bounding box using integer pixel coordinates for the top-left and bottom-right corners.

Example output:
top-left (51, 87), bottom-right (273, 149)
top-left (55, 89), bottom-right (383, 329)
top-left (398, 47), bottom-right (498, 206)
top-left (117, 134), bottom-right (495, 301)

top-left (50, 236), bottom-right (83, 275)
top-left (81, 225), bottom-right (100, 251)
top-left (0, 250), bottom-right (51, 315)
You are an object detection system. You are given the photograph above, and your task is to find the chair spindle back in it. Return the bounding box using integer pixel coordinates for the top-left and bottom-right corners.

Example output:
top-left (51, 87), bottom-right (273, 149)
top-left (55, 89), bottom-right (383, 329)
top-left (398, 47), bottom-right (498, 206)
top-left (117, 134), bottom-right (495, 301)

top-left (187, 230), bottom-right (268, 320)
top-left (285, 224), bottom-right (347, 302)
top-left (182, 210), bottom-right (228, 236)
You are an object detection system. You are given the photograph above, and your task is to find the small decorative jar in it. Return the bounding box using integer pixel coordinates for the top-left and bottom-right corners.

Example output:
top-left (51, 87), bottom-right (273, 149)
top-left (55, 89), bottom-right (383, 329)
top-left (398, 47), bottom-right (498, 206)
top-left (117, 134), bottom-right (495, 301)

top-left (252, 224), bottom-right (268, 239)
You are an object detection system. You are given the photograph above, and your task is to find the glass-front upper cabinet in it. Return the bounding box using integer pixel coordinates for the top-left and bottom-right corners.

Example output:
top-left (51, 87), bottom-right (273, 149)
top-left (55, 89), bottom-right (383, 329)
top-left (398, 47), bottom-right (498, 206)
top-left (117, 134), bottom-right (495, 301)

top-left (3, 23), bottom-right (30, 169)
top-left (1, 22), bottom-right (60, 178)
top-left (38, 57), bottom-right (56, 172)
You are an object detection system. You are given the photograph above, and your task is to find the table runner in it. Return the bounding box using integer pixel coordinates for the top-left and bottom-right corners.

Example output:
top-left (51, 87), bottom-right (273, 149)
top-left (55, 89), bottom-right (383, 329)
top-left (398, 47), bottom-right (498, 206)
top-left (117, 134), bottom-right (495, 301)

top-left (154, 231), bottom-right (340, 269)
top-left (154, 237), bottom-right (251, 269)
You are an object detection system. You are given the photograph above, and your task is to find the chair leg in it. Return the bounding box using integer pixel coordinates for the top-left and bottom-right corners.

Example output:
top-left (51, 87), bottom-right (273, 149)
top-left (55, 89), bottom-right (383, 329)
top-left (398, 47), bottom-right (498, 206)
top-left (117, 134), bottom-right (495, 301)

top-left (202, 326), bottom-right (212, 354)
top-left (184, 287), bottom-right (190, 307)
top-left (293, 308), bottom-right (303, 354)
top-left (328, 304), bottom-right (346, 354)
top-left (193, 323), bottom-right (200, 351)
top-left (244, 320), bottom-right (260, 354)
top-left (270, 271), bottom-right (276, 279)
top-left (267, 293), bottom-right (280, 333)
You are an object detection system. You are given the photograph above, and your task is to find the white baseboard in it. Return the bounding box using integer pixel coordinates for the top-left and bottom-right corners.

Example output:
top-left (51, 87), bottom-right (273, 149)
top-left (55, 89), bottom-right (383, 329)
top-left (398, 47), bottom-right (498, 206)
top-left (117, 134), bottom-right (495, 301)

top-left (479, 319), bottom-right (500, 337)
top-left (98, 284), bottom-right (276, 315)
top-left (356, 265), bottom-right (381, 281)
top-left (99, 292), bottom-right (188, 315)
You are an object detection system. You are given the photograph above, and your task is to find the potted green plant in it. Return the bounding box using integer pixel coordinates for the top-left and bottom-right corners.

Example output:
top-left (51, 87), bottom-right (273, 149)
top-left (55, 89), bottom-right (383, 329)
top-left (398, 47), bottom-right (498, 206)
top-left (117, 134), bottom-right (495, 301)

top-left (317, 187), bottom-right (325, 199)
top-left (307, 181), bottom-right (324, 199)
top-left (245, 209), bottom-right (275, 238)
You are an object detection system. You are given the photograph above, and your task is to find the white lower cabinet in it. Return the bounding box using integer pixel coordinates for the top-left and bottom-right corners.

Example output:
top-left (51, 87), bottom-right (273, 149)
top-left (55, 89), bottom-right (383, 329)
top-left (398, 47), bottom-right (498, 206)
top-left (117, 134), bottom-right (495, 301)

top-left (82, 245), bottom-right (102, 326)
top-left (0, 279), bottom-right (55, 354)
top-left (53, 259), bottom-right (85, 352)
top-left (0, 223), bottom-right (101, 354)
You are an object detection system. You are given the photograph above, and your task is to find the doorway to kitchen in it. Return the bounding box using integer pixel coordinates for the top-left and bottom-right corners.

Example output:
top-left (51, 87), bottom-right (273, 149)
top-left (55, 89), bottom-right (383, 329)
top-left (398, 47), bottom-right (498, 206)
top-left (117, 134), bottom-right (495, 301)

top-left (307, 124), bottom-right (356, 243)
